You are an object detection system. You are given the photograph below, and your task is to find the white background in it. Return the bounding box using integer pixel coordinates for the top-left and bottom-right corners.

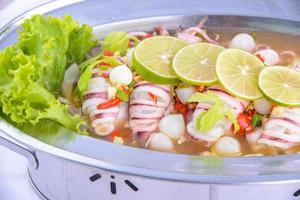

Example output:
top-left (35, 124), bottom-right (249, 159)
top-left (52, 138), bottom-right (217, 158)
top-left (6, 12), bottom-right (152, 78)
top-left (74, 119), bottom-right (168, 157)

top-left (0, 1), bottom-right (44, 199)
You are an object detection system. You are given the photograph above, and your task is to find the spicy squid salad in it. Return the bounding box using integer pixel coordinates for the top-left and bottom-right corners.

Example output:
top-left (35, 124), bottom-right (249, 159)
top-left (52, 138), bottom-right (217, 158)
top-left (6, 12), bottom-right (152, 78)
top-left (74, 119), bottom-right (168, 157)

top-left (1, 15), bottom-right (300, 157)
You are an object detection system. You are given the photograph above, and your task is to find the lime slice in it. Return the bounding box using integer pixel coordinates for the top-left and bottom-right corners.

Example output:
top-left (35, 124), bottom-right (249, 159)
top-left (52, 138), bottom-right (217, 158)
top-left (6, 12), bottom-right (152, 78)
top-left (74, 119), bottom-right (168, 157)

top-left (133, 36), bottom-right (187, 84)
top-left (173, 43), bottom-right (225, 85)
top-left (258, 66), bottom-right (300, 106)
top-left (216, 48), bottom-right (265, 100)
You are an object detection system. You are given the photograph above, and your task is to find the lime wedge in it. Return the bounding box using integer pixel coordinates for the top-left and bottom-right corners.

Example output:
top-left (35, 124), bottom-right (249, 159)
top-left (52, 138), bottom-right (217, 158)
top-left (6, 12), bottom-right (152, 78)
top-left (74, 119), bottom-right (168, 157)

top-left (258, 66), bottom-right (300, 106)
top-left (133, 36), bottom-right (187, 84)
top-left (173, 43), bottom-right (225, 85)
top-left (216, 49), bottom-right (265, 100)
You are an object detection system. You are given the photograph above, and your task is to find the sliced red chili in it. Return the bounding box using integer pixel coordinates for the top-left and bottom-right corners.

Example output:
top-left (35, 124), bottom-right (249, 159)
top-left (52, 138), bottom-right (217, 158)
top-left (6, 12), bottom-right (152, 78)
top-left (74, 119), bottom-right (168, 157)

top-left (256, 53), bottom-right (265, 62)
top-left (245, 109), bottom-right (256, 117)
top-left (196, 85), bottom-right (206, 92)
top-left (103, 50), bottom-right (114, 57)
top-left (142, 33), bottom-right (152, 39)
top-left (108, 130), bottom-right (120, 141)
top-left (97, 98), bottom-right (121, 109)
top-left (236, 113), bottom-right (252, 136)
top-left (100, 73), bottom-right (109, 78)
top-left (148, 92), bottom-right (158, 104)
top-left (99, 61), bottom-right (111, 67)
top-left (174, 97), bottom-right (188, 118)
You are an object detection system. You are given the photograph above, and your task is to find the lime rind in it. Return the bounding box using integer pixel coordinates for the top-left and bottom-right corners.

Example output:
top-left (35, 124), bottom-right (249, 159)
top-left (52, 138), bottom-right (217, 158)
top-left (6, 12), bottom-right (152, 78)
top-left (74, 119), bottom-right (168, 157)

top-left (133, 36), bottom-right (188, 84)
top-left (173, 43), bottom-right (225, 86)
top-left (258, 66), bottom-right (300, 106)
top-left (216, 48), bottom-right (265, 100)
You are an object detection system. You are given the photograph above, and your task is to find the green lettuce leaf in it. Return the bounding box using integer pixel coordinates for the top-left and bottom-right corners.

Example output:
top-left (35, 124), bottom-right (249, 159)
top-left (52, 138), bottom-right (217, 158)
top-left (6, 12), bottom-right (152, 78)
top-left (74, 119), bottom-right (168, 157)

top-left (195, 104), bottom-right (224, 132)
top-left (77, 62), bottom-right (98, 97)
top-left (77, 53), bottom-right (122, 98)
top-left (116, 89), bottom-right (129, 102)
top-left (188, 91), bottom-right (240, 133)
top-left (67, 24), bottom-right (98, 64)
top-left (102, 32), bottom-right (130, 56)
top-left (18, 14), bottom-right (97, 94)
top-left (0, 44), bottom-right (85, 133)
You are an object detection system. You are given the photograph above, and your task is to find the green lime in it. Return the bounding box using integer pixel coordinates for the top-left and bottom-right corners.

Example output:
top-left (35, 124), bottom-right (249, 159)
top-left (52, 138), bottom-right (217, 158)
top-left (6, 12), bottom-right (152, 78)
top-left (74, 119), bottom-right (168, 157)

top-left (258, 66), bottom-right (300, 106)
top-left (133, 36), bottom-right (187, 84)
top-left (216, 48), bottom-right (265, 100)
top-left (173, 43), bottom-right (225, 85)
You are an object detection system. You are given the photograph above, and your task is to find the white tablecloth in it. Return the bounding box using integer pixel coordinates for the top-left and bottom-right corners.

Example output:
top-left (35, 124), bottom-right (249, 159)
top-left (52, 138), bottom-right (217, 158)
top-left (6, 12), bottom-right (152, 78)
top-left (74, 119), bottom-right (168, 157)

top-left (0, 1), bottom-right (46, 199)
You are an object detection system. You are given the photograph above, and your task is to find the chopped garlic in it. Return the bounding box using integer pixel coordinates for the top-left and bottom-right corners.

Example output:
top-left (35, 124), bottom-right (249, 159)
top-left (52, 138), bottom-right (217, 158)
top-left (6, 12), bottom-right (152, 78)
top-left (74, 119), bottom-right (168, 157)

top-left (113, 137), bottom-right (124, 145)
top-left (109, 64), bottom-right (133, 85)
top-left (270, 106), bottom-right (285, 117)
top-left (107, 87), bottom-right (116, 99)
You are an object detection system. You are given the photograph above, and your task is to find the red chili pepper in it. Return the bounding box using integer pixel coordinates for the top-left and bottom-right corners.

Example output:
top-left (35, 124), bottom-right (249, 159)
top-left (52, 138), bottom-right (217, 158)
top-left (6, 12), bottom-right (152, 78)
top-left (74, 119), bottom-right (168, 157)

top-left (256, 53), bottom-right (265, 62)
top-left (108, 130), bottom-right (120, 141)
top-left (100, 73), bottom-right (109, 78)
top-left (236, 113), bottom-right (252, 136)
top-left (245, 109), bottom-right (256, 117)
top-left (99, 61), bottom-right (111, 67)
top-left (121, 85), bottom-right (129, 94)
top-left (196, 85), bottom-right (206, 92)
top-left (103, 50), bottom-right (114, 57)
top-left (142, 33), bottom-right (152, 39)
top-left (174, 97), bottom-right (188, 118)
top-left (148, 92), bottom-right (158, 104)
top-left (97, 98), bottom-right (121, 109)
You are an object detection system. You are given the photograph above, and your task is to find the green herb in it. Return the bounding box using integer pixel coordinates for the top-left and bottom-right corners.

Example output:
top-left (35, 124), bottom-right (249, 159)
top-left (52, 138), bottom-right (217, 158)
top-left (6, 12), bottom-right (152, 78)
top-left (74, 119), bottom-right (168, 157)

top-left (100, 66), bottom-right (109, 71)
top-left (77, 53), bottom-right (122, 98)
top-left (77, 63), bottom-right (97, 97)
top-left (224, 107), bottom-right (240, 133)
top-left (18, 14), bottom-right (96, 94)
top-left (128, 80), bottom-right (136, 88)
top-left (0, 14), bottom-right (94, 133)
top-left (0, 48), bottom-right (85, 133)
top-left (251, 31), bottom-right (257, 40)
top-left (251, 113), bottom-right (262, 127)
top-left (102, 32), bottom-right (130, 56)
top-left (188, 91), bottom-right (240, 133)
top-left (116, 89), bottom-right (129, 102)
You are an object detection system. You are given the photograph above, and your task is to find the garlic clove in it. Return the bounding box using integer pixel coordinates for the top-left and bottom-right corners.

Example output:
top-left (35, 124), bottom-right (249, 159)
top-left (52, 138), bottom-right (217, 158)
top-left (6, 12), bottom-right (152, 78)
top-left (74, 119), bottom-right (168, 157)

top-left (212, 136), bottom-right (241, 157)
top-left (159, 114), bottom-right (185, 140)
top-left (148, 132), bottom-right (174, 152)
top-left (175, 84), bottom-right (197, 104)
top-left (229, 33), bottom-right (256, 52)
top-left (109, 64), bottom-right (133, 85)
top-left (254, 49), bottom-right (279, 66)
top-left (107, 86), bottom-right (117, 99)
top-left (253, 98), bottom-right (272, 115)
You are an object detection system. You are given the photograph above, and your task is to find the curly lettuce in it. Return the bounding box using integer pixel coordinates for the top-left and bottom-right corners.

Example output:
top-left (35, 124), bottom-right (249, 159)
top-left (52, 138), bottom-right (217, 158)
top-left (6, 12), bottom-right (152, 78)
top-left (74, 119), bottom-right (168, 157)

top-left (0, 14), bottom-right (97, 134)
top-left (18, 14), bottom-right (97, 94)
top-left (0, 48), bottom-right (84, 132)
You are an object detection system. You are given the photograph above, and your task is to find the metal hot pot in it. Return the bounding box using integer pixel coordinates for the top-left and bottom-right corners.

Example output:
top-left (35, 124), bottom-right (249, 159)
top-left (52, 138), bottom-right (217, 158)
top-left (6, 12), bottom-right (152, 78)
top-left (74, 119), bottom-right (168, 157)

top-left (1, 0), bottom-right (300, 199)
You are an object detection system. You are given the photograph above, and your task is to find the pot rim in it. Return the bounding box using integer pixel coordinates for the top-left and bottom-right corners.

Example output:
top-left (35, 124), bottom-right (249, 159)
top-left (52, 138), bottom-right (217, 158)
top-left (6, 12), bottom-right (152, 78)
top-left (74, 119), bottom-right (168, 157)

top-left (1, 0), bottom-right (300, 184)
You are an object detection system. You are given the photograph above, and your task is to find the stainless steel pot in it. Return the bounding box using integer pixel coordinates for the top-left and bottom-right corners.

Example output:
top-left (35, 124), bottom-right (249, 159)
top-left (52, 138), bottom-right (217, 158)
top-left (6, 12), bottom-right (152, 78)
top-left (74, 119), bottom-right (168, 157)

top-left (1, 1), bottom-right (300, 199)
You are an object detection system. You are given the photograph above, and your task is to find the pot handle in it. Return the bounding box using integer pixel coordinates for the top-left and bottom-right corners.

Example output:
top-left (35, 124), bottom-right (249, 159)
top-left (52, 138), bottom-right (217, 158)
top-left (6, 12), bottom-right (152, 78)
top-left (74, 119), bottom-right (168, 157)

top-left (0, 130), bottom-right (38, 169)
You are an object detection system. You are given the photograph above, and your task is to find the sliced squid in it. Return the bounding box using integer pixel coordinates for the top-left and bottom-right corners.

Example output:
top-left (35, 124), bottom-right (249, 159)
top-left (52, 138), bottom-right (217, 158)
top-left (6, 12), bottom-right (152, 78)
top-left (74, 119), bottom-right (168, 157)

top-left (175, 83), bottom-right (197, 104)
top-left (254, 49), bottom-right (279, 66)
top-left (129, 81), bottom-right (173, 147)
top-left (82, 68), bottom-right (121, 136)
top-left (258, 107), bottom-right (300, 149)
top-left (177, 17), bottom-right (218, 44)
top-left (186, 86), bottom-right (248, 145)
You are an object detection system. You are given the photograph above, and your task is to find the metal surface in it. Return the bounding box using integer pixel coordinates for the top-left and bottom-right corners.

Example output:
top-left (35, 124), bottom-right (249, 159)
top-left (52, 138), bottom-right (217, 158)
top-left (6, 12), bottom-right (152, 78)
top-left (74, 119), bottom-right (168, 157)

top-left (26, 151), bottom-right (300, 200)
top-left (1, 0), bottom-right (300, 199)
top-left (1, 13), bottom-right (300, 183)
top-left (0, 130), bottom-right (38, 169)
